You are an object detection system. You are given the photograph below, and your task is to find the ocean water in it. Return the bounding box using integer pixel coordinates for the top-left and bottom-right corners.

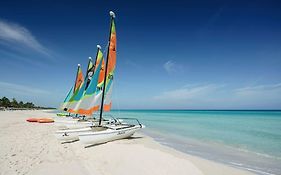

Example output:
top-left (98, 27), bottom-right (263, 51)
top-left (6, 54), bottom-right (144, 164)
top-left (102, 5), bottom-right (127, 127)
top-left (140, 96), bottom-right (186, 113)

top-left (107, 110), bottom-right (281, 175)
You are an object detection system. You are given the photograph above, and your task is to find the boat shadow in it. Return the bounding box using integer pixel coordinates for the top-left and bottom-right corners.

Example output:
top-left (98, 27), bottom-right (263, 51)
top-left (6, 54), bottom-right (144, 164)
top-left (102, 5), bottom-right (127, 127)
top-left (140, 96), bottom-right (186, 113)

top-left (84, 136), bottom-right (144, 148)
top-left (126, 136), bottom-right (143, 140)
top-left (61, 140), bottom-right (79, 144)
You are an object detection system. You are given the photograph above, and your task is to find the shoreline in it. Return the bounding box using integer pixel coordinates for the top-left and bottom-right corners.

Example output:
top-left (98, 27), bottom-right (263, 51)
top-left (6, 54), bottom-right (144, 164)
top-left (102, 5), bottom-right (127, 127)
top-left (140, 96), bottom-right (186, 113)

top-left (0, 110), bottom-right (253, 175)
top-left (142, 129), bottom-right (279, 175)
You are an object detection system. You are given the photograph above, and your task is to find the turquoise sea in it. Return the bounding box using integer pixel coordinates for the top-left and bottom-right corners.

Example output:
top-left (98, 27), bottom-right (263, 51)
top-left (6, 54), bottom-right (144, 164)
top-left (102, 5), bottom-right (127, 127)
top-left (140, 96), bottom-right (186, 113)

top-left (107, 110), bottom-right (281, 175)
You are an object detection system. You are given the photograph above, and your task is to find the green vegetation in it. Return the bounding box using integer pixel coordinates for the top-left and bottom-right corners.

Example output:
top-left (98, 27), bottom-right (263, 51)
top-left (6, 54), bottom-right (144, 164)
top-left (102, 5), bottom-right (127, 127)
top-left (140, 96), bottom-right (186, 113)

top-left (0, 96), bottom-right (55, 110)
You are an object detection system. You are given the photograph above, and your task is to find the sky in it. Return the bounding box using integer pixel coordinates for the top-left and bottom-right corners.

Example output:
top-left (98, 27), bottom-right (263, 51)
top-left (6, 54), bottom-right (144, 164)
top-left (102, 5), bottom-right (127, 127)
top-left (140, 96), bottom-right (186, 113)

top-left (0, 0), bottom-right (281, 109)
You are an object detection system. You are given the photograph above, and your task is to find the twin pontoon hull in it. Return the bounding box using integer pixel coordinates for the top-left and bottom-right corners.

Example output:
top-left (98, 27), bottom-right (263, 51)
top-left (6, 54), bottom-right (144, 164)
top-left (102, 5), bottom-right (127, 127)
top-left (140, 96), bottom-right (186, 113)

top-left (54, 120), bottom-right (117, 142)
top-left (59, 121), bottom-right (95, 129)
top-left (54, 119), bottom-right (114, 129)
top-left (55, 127), bottom-right (93, 142)
top-left (78, 125), bottom-right (144, 147)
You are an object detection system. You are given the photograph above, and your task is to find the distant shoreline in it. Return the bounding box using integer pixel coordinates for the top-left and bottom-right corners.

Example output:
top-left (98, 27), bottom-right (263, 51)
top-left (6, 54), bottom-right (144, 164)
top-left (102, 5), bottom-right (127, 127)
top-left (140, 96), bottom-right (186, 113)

top-left (0, 107), bottom-right (56, 111)
top-left (110, 109), bottom-right (281, 111)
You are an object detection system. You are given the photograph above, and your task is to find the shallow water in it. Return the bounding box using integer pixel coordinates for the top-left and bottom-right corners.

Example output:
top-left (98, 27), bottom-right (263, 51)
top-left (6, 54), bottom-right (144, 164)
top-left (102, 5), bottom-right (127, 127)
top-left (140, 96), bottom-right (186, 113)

top-left (108, 110), bottom-right (281, 175)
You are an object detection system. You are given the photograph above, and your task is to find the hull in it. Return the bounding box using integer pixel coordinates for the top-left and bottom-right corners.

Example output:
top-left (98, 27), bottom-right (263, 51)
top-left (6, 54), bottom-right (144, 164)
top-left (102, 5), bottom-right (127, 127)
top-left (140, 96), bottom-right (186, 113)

top-left (78, 125), bottom-right (143, 146)
top-left (54, 121), bottom-right (118, 143)
top-left (55, 127), bottom-right (93, 142)
top-left (53, 117), bottom-right (79, 123)
top-left (54, 119), bottom-right (115, 129)
top-left (62, 121), bottom-right (95, 129)
top-left (54, 117), bottom-right (79, 128)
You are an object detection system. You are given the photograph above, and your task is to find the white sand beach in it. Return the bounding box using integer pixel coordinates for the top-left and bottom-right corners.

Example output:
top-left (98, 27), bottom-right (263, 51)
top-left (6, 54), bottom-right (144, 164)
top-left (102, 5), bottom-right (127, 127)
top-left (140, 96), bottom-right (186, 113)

top-left (0, 110), bottom-right (253, 175)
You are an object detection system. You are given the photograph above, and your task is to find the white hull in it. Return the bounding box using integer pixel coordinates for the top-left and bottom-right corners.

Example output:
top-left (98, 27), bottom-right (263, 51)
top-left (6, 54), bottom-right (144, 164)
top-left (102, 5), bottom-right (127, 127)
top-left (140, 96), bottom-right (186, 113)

top-left (53, 116), bottom-right (78, 122)
top-left (55, 127), bottom-right (93, 142)
top-left (54, 121), bottom-right (118, 142)
top-left (55, 119), bottom-right (116, 129)
top-left (62, 121), bottom-right (95, 129)
top-left (54, 117), bottom-right (80, 129)
top-left (78, 124), bottom-right (144, 147)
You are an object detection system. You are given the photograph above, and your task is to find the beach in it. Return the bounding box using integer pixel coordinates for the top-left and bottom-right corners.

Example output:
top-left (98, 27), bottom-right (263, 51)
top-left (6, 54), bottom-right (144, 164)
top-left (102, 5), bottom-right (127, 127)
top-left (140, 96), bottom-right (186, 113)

top-left (0, 110), bottom-right (254, 175)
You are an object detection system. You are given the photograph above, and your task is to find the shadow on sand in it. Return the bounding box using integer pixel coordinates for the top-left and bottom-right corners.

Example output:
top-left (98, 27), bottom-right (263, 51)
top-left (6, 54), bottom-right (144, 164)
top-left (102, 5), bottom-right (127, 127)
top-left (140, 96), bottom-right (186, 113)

top-left (61, 140), bottom-right (79, 144)
top-left (84, 136), bottom-right (144, 148)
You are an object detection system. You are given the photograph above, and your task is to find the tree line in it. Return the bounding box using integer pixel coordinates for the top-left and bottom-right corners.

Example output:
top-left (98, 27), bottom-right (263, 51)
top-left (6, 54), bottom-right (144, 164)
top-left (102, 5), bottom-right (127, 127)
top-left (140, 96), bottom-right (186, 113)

top-left (0, 97), bottom-right (53, 109)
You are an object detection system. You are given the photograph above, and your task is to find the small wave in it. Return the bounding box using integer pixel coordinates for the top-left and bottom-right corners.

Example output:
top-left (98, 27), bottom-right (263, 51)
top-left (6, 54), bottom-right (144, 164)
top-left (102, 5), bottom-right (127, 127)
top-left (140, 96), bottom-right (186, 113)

top-left (229, 161), bottom-right (243, 166)
top-left (235, 147), bottom-right (281, 160)
top-left (229, 161), bottom-right (276, 175)
top-left (242, 167), bottom-right (276, 175)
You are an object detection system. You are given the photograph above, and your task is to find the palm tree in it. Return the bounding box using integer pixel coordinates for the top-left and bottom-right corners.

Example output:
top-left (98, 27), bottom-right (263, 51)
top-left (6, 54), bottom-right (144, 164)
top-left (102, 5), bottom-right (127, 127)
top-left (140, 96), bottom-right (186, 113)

top-left (1, 97), bottom-right (11, 108)
top-left (11, 98), bottom-right (19, 108)
top-left (18, 101), bottom-right (24, 108)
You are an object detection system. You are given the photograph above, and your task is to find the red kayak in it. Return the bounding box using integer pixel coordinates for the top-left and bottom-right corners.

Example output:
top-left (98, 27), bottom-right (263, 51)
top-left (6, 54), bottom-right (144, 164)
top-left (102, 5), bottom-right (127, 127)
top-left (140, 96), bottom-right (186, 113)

top-left (26, 118), bottom-right (38, 122)
top-left (37, 118), bottom-right (54, 123)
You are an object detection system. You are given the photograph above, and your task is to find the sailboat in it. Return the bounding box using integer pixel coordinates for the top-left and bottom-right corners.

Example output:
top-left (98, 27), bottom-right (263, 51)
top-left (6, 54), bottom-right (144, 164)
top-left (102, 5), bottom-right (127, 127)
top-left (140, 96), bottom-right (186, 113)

top-left (77, 11), bottom-right (144, 147)
top-left (55, 45), bottom-right (116, 141)
top-left (54, 46), bottom-right (116, 131)
top-left (55, 11), bottom-right (144, 144)
top-left (54, 63), bottom-right (86, 125)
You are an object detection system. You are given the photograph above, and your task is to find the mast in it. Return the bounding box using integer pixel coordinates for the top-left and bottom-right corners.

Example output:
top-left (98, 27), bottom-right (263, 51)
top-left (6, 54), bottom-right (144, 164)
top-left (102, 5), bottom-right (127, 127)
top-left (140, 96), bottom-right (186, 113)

top-left (99, 11), bottom-right (115, 125)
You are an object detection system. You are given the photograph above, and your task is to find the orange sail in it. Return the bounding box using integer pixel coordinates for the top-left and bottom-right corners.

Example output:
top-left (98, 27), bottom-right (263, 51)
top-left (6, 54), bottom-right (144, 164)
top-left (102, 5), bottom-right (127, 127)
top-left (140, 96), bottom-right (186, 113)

top-left (103, 14), bottom-right (116, 111)
top-left (74, 65), bottom-right (84, 93)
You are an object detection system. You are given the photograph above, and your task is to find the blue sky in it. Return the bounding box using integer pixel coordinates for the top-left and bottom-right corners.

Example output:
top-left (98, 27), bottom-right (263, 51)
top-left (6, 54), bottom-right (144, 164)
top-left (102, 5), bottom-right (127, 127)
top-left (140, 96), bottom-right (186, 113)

top-left (0, 0), bottom-right (281, 109)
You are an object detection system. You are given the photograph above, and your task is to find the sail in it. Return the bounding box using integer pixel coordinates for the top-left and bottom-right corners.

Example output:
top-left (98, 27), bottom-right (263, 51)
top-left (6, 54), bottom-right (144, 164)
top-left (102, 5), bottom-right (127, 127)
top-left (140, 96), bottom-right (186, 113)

top-left (59, 86), bottom-right (73, 111)
top-left (65, 64), bottom-right (87, 112)
top-left (59, 64), bottom-right (84, 111)
top-left (85, 57), bottom-right (95, 90)
top-left (103, 16), bottom-right (116, 111)
top-left (73, 49), bottom-right (105, 116)
top-left (67, 57), bottom-right (95, 113)
top-left (74, 65), bottom-right (84, 93)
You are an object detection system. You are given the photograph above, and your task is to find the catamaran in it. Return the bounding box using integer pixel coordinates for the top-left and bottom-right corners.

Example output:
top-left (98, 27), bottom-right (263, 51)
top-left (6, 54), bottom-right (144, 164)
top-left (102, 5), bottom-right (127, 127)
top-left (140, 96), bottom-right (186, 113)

top-left (55, 11), bottom-right (144, 145)
top-left (77, 11), bottom-right (144, 147)
top-left (54, 62), bottom-right (86, 123)
top-left (54, 51), bottom-right (111, 129)
top-left (55, 45), bottom-right (117, 129)
top-left (60, 61), bottom-right (85, 113)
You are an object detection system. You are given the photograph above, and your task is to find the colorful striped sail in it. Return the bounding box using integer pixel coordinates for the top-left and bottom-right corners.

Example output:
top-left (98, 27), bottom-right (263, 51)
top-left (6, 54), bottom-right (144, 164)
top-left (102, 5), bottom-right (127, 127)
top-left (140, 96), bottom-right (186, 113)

top-left (74, 65), bottom-right (84, 93)
top-left (85, 57), bottom-right (95, 90)
top-left (65, 64), bottom-right (87, 112)
top-left (103, 16), bottom-right (116, 111)
top-left (59, 64), bottom-right (84, 111)
top-left (59, 86), bottom-right (73, 111)
top-left (72, 48), bottom-right (105, 115)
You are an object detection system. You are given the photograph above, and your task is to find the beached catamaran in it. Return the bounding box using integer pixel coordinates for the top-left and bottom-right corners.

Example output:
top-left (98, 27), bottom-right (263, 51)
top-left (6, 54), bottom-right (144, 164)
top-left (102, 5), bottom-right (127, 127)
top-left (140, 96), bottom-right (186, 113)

top-left (58, 63), bottom-right (85, 116)
top-left (55, 45), bottom-right (118, 129)
top-left (55, 11), bottom-right (144, 145)
top-left (54, 58), bottom-right (95, 127)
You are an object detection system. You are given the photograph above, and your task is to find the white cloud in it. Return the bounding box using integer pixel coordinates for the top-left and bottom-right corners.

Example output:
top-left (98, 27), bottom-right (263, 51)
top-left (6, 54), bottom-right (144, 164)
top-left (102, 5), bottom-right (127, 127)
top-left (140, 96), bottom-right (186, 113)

top-left (0, 81), bottom-right (49, 95)
top-left (154, 84), bottom-right (222, 101)
top-left (163, 60), bottom-right (183, 73)
top-left (0, 19), bottom-right (49, 56)
top-left (152, 83), bottom-right (281, 109)
top-left (235, 83), bottom-right (281, 93)
top-left (233, 83), bottom-right (281, 107)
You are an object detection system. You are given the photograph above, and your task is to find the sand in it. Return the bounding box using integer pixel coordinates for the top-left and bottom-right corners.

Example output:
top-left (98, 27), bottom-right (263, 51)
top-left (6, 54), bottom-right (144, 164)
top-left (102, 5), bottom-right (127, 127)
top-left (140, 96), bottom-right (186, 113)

top-left (0, 110), bottom-right (253, 175)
